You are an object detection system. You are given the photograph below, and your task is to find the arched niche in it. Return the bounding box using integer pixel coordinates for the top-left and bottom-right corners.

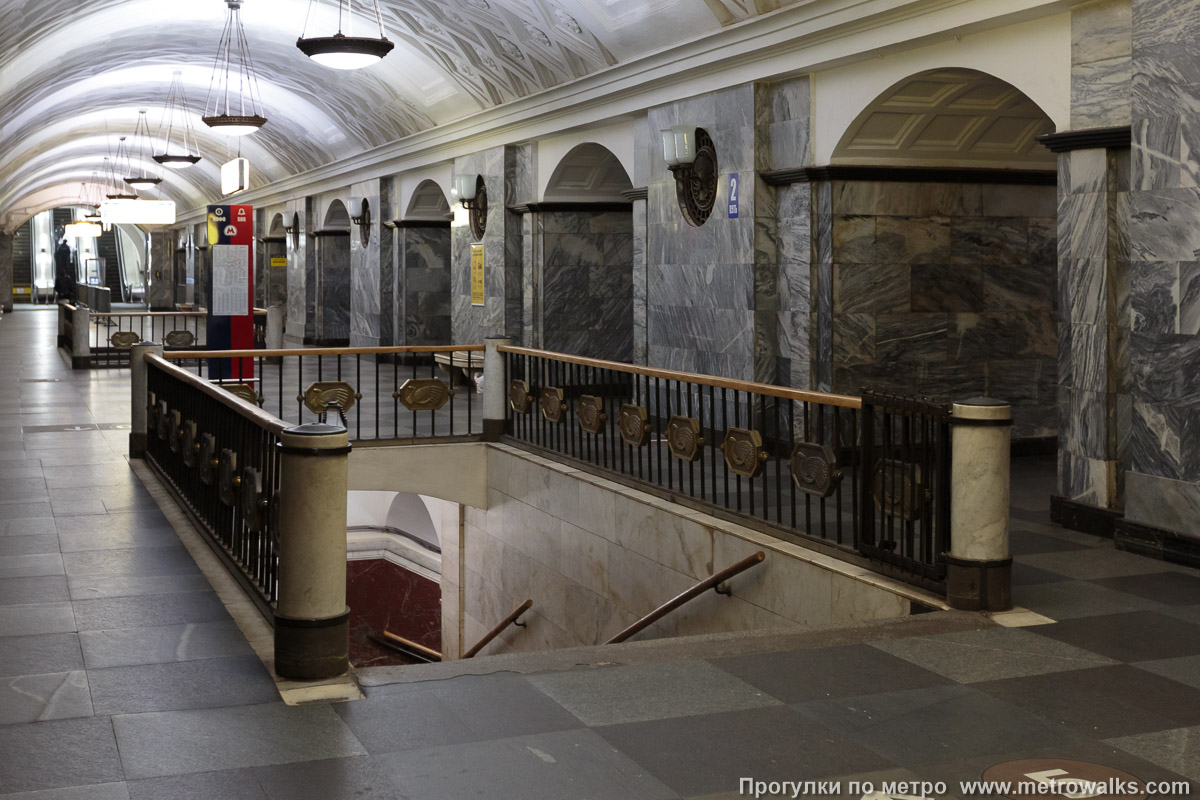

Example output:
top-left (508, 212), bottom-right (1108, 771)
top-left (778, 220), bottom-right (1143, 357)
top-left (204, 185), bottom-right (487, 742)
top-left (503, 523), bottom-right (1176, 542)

top-left (405, 179), bottom-right (451, 221)
top-left (543, 142), bottom-right (633, 202)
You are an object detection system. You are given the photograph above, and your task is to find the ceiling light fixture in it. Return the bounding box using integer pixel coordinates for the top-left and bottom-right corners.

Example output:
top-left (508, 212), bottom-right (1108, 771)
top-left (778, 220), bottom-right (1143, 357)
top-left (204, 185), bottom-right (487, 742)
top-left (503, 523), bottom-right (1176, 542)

top-left (297, 0), bottom-right (394, 70)
top-left (203, 0), bottom-right (268, 136)
top-left (155, 71), bottom-right (203, 167)
top-left (105, 149), bottom-right (138, 201)
top-left (125, 110), bottom-right (163, 190)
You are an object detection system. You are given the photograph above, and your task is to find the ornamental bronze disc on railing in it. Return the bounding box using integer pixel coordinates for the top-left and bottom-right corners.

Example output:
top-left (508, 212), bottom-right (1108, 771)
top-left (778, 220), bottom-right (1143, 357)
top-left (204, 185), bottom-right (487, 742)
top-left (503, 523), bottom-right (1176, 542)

top-left (540, 386), bottom-right (566, 423)
top-left (720, 427), bottom-right (767, 478)
top-left (223, 383), bottom-right (261, 407)
top-left (872, 458), bottom-right (925, 521)
top-left (788, 442), bottom-right (842, 498)
top-left (110, 330), bottom-right (140, 349)
top-left (167, 410), bottom-right (182, 453)
top-left (666, 415), bottom-right (704, 462)
top-left (163, 329), bottom-right (195, 348)
top-left (618, 404), bottom-right (650, 446)
top-left (577, 395), bottom-right (606, 435)
top-left (199, 433), bottom-right (217, 486)
top-left (509, 379), bottom-right (532, 414)
top-left (156, 400), bottom-right (170, 440)
top-left (303, 381), bottom-right (357, 420)
top-left (218, 449), bottom-right (240, 507)
top-left (396, 378), bottom-right (452, 411)
top-left (241, 467), bottom-right (264, 531)
top-left (181, 420), bottom-right (198, 467)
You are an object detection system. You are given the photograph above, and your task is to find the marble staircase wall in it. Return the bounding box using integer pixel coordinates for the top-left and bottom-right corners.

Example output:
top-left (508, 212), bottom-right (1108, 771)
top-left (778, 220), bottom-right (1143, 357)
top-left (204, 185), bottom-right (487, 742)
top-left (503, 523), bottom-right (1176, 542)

top-left (400, 226), bottom-right (452, 346)
top-left (827, 180), bottom-right (1058, 440)
top-left (1122, 0), bottom-right (1200, 539)
top-left (540, 209), bottom-right (634, 361)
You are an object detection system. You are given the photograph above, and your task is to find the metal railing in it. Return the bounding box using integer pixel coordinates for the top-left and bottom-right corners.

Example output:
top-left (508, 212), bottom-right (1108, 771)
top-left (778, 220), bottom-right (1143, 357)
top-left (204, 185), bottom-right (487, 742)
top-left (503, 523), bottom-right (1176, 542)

top-left (65, 309), bottom-right (268, 368)
top-left (499, 346), bottom-right (951, 591)
top-left (144, 352), bottom-right (285, 616)
top-left (163, 345), bottom-right (485, 443)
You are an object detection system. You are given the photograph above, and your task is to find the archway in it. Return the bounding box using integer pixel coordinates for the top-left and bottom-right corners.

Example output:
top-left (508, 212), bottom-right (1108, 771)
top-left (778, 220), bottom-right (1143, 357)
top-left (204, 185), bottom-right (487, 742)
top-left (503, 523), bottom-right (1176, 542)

top-left (822, 68), bottom-right (1058, 444)
top-left (311, 199), bottom-right (352, 345)
top-left (396, 179), bottom-right (453, 347)
top-left (538, 143), bottom-right (635, 360)
top-left (260, 212), bottom-right (288, 310)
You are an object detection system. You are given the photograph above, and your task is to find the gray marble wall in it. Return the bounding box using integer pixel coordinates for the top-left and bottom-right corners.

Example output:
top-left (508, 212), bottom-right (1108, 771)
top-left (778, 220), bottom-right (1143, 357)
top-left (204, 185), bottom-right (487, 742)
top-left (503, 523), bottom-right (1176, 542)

top-left (314, 232), bottom-right (351, 345)
top-left (192, 222), bottom-right (210, 311)
top-left (254, 209), bottom-right (266, 309)
top-left (146, 231), bottom-right (174, 310)
top-left (284, 200), bottom-right (307, 343)
top-left (378, 177), bottom-right (395, 347)
top-left (399, 225), bottom-right (452, 346)
top-left (451, 145), bottom-right (527, 344)
top-left (264, 240), bottom-right (287, 309)
top-left (1122, 0), bottom-right (1200, 537)
top-left (0, 233), bottom-right (12, 313)
top-left (304, 198), bottom-right (318, 342)
top-left (1072, 0), bottom-right (1131, 129)
top-left (350, 181), bottom-right (382, 348)
top-left (537, 209), bottom-right (634, 361)
top-left (827, 181), bottom-right (1058, 440)
top-left (631, 196), bottom-right (648, 364)
top-left (1057, 148), bottom-right (1131, 508)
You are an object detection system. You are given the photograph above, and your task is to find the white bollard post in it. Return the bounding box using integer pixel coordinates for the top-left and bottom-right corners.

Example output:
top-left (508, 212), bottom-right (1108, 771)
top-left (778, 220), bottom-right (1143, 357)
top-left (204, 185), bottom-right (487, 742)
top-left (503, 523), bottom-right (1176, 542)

top-left (129, 341), bottom-right (163, 458)
top-left (71, 306), bottom-right (90, 369)
top-left (274, 422), bottom-right (351, 679)
top-left (947, 397), bottom-right (1013, 611)
top-left (482, 335), bottom-right (511, 441)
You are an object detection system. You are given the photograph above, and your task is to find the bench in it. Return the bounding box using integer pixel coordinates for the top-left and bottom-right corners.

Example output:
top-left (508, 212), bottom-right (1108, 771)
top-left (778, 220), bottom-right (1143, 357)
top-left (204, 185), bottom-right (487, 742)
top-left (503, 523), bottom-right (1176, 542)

top-left (434, 351), bottom-right (484, 393)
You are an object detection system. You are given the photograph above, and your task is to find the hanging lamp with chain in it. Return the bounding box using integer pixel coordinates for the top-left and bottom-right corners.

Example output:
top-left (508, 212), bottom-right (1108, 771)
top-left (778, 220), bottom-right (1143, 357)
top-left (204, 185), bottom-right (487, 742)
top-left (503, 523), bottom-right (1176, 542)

top-left (297, 0), bottom-right (393, 70)
top-left (203, 0), bottom-right (268, 136)
top-left (155, 71), bottom-right (203, 167)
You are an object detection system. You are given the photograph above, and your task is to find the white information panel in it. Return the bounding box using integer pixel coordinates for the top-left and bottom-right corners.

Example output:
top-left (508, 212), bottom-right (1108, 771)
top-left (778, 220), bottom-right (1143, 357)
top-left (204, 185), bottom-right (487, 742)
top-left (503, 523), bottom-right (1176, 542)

top-left (211, 244), bottom-right (249, 317)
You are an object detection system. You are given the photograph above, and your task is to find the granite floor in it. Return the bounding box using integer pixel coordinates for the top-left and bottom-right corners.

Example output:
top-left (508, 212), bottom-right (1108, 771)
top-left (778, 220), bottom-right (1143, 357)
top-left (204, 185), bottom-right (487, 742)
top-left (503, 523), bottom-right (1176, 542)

top-left (1, 305), bottom-right (1197, 799)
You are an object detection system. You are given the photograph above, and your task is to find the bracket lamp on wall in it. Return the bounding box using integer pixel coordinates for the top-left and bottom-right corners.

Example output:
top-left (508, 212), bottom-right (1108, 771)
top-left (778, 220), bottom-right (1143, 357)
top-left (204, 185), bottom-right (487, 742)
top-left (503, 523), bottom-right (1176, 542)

top-left (297, 0), bottom-right (394, 70)
top-left (453, 174), bottom-right (487, 241)
top-left (203, 0), bottom-right (268, 136)
top-left (660, 126), bottom-right (718, 227)
top-left (350, 199), bottom-right (371, 247)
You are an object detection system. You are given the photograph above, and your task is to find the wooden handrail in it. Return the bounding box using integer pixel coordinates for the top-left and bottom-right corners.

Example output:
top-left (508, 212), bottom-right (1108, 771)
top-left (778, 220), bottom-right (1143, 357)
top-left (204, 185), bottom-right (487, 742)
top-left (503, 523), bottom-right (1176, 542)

top-left (382, 630), bottom-right (442, 661)
top-left (498, 345), bottom-right (862, 409)
top-left (163, 344), bottom-right (485, 359)
top-left (464, 599), bottom-right (532, 658)
top-left (144, 353), bottom-right (289, 435)
top-left (604, 552), bottom-right (766, 644)
top-left (88, 311), bottom-right (208, 318)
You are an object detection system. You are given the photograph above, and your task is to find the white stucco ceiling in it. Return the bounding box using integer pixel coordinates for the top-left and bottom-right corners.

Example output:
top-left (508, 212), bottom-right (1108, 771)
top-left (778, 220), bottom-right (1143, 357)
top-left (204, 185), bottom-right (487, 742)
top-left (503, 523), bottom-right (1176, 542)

top-left (0, 0), bottom-right (800, 228)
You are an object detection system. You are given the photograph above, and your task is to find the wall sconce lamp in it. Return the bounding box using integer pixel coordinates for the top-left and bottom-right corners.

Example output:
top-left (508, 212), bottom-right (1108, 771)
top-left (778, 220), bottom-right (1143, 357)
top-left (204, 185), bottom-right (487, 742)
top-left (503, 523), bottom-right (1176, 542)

top-left (660, 125), bottom-right (718, 227)
top-left (350, 199), bottom-right (372, 247)
top-left (453, 173), bottom-right (488, 241)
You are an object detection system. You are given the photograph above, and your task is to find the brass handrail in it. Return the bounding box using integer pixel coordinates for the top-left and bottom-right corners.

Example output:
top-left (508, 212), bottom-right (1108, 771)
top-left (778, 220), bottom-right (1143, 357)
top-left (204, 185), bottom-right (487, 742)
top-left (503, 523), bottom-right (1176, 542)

top-left (605, 552), bottom-right (766, 644)
top-left (382, 630), bottom-right (442, 661)
top-left (464, 599), bottom-right (532, 658)
top-left (498, 345), bottom-right (861, 409)
top-left (164, 344), bottom-right (486, 359)
top-left (144, 352), bottom-right (289, 435)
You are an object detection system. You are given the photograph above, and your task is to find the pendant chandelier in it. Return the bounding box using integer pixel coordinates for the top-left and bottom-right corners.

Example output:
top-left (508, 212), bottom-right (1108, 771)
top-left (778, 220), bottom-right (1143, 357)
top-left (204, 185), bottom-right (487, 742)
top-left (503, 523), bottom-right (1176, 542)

top-left (125, 110), bottom-right (163, 190)
top-left (155, 71), bottom-right (203, 167)
top-left (297, 0), bottom-right (393, 70)
top-left (82, 174), bottom-right (103, 218)
top-left (203, 0), bottom-right (267, 136)
top-left (105, 148), bottom-right (137, 201)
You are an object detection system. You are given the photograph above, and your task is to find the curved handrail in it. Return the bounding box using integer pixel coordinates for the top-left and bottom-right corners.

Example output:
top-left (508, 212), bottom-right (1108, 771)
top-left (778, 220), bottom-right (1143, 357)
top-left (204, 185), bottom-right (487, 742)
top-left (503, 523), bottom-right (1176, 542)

top-left (144, 352), bottom-right (288, 435)
top-left (464, 599), bottom-right (532, 658)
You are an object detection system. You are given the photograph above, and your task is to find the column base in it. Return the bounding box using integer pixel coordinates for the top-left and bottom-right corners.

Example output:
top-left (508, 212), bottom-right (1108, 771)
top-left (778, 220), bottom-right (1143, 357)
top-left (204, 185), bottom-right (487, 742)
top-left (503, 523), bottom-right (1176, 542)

top-left (482, 418), bottom-right (506, 441)
top-left (71, 356), bottom-right (89, 370)
top-left (129, 432), bottom-right (147, 459)
top-left (274, 608), bottom-right (350, 680)
top-left (945, 554), bottom-right (1012, 612)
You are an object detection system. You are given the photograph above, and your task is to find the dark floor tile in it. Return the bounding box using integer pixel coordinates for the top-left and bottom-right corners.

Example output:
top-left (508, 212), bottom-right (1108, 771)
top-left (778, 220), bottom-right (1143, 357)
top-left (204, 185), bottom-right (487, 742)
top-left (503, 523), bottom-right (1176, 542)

top-left (62, 546), bottom-right (200, 578)
top-left (0, 781), bottom-right (131, 800)
top-left (420, 672), bottom-right (583, 740)
top-left (80, 620), bottom-right (253, 668)
top-left (1135, 655), bottom-right (1200, 690)
top-left (256, 756), bottom-right (403, 800)
top-left (333, 683), bottom-right (478, 754)
top-left (0, 632), bottom-right (83, 677)
top-left (973, 664), bottom-right (1200, 739)
top-left (0, 574), bottom-right (69, 605)
top-left (1013, 580), bottom-right (1164, 619)
top-left (1011, 562), bottom-right (1073, 586)
top-left (1091, 572), bottom-right (1200, 606)
top-left (72, 591), bottom-right (229, 630)
top-left (58, 528), bottom-right (181, 553)
top-left (597, 705), bottom-right (885, 797)
top-left (89, 655), bottom-right (279, 714)
top-left (68, 573), bottom-right (213, 601)
top-left (128, 768), bottom-right (267, 800)
top-left (795, 684), bottom-right (1084, 766)
top-left (1106, 725), bottom-right (1200, 781)
top-left (1009, 531), bottom-right (1091, 556)
top-left (712, 644), bottom-right (952, 703)
top-left (1030, 610), bottom-right (1200, 662)
top-left (56, 512), bottom-right (174, 536)
top-left (0, 533), bottom-right (59, 556)
top-left (0, 716), bottom-right (124, 793)
top-left (376, 729), bottom-right (678, 800)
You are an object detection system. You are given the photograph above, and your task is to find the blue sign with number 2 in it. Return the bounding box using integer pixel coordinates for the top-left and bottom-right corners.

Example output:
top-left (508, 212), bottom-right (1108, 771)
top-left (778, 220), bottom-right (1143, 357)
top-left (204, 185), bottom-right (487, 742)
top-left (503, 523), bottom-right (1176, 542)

top-left (728, 174), bottom-right (739, 218)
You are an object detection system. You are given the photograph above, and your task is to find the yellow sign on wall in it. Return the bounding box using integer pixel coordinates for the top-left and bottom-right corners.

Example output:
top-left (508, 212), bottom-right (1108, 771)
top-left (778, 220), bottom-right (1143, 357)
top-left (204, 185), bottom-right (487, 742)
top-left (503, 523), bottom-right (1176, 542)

top-left (270, 257), bottom-right (287, 268)
top-left (470, 244), bottom-right (484, 306)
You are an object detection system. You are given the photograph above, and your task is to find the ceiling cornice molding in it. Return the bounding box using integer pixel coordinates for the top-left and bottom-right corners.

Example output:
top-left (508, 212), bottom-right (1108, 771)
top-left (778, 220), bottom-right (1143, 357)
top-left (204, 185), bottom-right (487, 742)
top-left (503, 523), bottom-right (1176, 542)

top-left (145, 0), bottom-right (1075, 226)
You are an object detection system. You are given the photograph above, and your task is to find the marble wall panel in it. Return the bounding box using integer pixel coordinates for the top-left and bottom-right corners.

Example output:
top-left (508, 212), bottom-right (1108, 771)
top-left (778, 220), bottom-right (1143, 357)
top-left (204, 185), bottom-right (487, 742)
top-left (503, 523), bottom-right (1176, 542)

top-left (285, 201), bottom-right (307, 344)
top-left (1071, 0), bottom-right (1131, 129)
top-left (766, 76), bottom-right (811, 170)
top-left (379, 178), bottom-right (395, 347)
top-left (315, 233), bottom-right (351, 344)
top-left (400, 226), bottom-right (452, 346)
top-left (263, 241), bottom-right (287, 310)
top-left (146, 232), bottom-right (174, 310)
top-left (349, 181), bottom-right (382, 348)
top-left (304, 197), bottom-right (317, 342)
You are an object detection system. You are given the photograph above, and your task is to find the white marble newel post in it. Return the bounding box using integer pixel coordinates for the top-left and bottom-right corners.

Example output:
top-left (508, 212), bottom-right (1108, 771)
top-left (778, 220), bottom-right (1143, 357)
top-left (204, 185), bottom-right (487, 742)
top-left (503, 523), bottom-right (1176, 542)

top-left (129, 341), bottom-right (163, 458)
top-left (71, 306), bottom-right (90, 369)
top-left (483, 335), bottom-right (511, 440)
top-left (274, 422), bottom-right (351, 680)
top-left (947, 398), bottom-right (1013, 611)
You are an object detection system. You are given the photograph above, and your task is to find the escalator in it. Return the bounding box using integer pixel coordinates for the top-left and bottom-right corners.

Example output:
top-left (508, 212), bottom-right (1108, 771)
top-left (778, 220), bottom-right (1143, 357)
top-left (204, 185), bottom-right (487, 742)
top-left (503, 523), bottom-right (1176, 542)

top-left (96, 228), bottom-right (123, 300)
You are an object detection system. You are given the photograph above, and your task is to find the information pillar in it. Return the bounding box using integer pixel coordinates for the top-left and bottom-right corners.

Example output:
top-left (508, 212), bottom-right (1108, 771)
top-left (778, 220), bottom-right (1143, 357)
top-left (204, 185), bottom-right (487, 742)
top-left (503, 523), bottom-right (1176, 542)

top-left (206, 204), bottom-right (254, 380)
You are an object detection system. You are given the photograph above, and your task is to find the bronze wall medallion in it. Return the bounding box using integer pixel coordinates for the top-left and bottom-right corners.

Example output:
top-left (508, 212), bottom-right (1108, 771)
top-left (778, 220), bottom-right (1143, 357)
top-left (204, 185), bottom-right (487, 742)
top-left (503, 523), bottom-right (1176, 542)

top-left (789, 442), bottom-right (843, 498)
top-left (303, 381), bottom-right (357, 417)
top-left (577, 395), bottom-right (606, 435)
top-left (110, 330), bottom-right (141, 349)
top-left (509, 379), bottom-right (532, 414)
top-left (618, 404), bottom-right (650, 446)
top-left (163, 329), bottom-right (196, 348)
top-left (720, 427), bottom-right (767, 478)
top-left (397, 378), bottom-right (452, 411)
top-left (469, 176), bottom-right (488, 241)
top-left (667, 415), bottom-right (704, 461)
top-left (224, 383), bottom-right (261, 407)
top-left (540, 386), bottom-right (566, 423)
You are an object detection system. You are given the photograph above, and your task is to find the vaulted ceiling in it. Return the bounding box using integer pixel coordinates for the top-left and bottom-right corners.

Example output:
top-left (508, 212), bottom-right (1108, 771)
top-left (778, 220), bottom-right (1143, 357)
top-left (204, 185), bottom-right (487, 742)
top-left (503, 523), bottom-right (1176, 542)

top-left (0, 0), bottom-right (802, 228)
